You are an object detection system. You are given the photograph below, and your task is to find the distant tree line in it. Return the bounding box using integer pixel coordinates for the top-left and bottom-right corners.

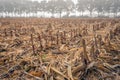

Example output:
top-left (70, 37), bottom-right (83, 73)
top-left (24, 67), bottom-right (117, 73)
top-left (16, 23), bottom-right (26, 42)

top-left (0, 0), bottom-right (120, 18)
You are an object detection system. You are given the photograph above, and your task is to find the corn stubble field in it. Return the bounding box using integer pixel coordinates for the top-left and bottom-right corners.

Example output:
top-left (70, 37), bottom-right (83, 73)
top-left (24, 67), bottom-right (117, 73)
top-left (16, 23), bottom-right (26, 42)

top-left (0, 18), bottom-right (120, 80)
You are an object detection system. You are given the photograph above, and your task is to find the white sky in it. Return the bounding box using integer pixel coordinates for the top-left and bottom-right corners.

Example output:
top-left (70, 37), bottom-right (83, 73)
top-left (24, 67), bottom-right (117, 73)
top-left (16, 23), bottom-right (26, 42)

top-left (31, 0), bottom-right (78, 4)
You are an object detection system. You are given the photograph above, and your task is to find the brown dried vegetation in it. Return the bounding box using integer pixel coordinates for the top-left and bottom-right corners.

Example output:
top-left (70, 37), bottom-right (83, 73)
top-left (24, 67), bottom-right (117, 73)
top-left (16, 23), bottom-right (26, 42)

top-left (0, 18), bottom-right (120, 80)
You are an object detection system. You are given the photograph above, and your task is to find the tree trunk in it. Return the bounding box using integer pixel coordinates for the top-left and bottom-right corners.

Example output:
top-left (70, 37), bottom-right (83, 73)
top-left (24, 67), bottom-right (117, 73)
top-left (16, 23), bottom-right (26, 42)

top-left (101, 11), bottom-right (103, 16)
top-left (116, 12), bottom-right (118, 17)
top-left (81, 11), bottom-right (83, 16)
top-left (66, 11), bottom-right (70, 17)
top-left (97, 11), bottom-right (100, 17)
top-left (114, 12), bottom-right (117, 18)
top-left (90, 11), bottom-right (92, 17)
top-left (60, 11), bottom-right (62, 18)
top-left (52, 13), bottom-right (54, 18)
top-left (113, 12), bottom-right (115, 18)
top-left (108, 10), bottom-right (110, 17)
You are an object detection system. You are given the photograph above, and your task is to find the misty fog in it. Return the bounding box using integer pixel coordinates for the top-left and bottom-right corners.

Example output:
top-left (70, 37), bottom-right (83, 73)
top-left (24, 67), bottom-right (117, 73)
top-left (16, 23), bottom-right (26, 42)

top-left (0, 0), bottom-right (120, 18)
